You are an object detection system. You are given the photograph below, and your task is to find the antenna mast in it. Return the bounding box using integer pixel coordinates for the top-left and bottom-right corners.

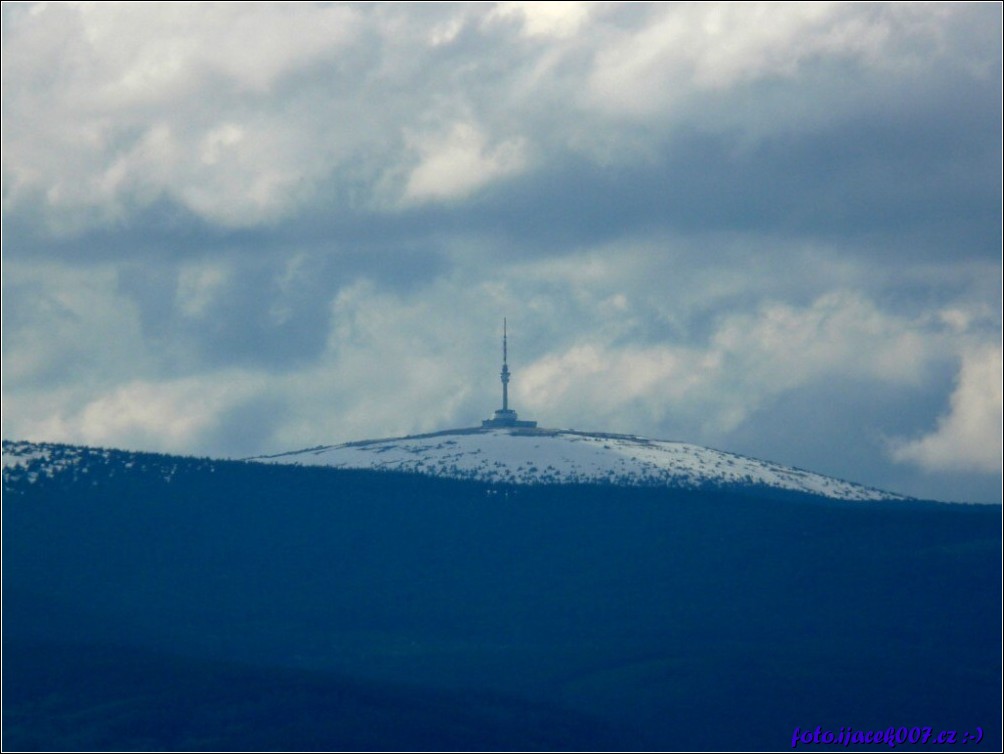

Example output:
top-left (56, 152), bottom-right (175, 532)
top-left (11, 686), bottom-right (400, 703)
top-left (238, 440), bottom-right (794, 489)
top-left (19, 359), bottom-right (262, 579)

top-left (501, 318), bottom-right (510, 412)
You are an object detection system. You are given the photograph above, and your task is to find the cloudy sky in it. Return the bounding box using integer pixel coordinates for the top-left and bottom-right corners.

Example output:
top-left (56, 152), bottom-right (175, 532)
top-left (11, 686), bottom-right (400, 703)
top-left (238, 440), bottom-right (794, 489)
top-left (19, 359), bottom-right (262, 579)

top-left (2, 2), bottom-right (1001, 502)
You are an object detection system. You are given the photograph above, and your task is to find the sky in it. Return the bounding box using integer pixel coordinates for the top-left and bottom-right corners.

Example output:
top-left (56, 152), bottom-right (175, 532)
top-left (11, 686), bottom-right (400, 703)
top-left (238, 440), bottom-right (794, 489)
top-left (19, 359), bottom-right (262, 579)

top-left (2, 2), bottom-right (1001, 503)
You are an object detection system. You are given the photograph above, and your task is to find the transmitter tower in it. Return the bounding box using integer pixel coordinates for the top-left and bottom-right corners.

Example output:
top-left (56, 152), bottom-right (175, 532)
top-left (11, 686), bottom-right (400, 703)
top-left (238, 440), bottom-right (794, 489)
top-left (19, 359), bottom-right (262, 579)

top-left (482, 318), bottom-right (537, 428)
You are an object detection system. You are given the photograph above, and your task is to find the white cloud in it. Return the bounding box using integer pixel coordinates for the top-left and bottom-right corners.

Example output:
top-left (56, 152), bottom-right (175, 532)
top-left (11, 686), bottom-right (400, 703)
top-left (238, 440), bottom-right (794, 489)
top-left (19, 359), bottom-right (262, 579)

top-left (515, 289), bottom-right (948, 439)
top-left (489, 2), bottom-right (593, 39)
top-left (583, 3), bottom-right (946, 117)
top-left (3, 368), bottom-right (264, 455)
top-left (712, 291), bottom-right (933, 390)
top-left (891, 346), bottom-right (1003, 473)
top-left (520, 342), bottom-right (718, 432)
top-left (73, 2), bottom-right (361, 100)
top-left (73, 376), bottom-right (261, 451)
top-left (403, 122), bottom-right (527, 203)
top-left (2, 2), bottom-right (363, 229)
top-left (3, 3), bottom-right (991, 232)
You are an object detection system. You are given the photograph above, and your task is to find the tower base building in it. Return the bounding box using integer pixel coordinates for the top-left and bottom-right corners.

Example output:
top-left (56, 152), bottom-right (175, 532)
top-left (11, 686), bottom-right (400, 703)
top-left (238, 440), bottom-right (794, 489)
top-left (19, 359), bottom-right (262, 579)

top-left (482, 409), bottom-right (538, 429)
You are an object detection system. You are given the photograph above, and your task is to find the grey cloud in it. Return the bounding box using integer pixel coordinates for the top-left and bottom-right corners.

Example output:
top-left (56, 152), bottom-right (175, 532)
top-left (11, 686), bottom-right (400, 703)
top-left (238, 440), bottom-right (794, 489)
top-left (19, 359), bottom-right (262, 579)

top-left (719, 371), bottom-right (967, 501)
top-left (202, 393), bottom-right (290, 459)
top-left (117, 253), bottom-right (333, 372)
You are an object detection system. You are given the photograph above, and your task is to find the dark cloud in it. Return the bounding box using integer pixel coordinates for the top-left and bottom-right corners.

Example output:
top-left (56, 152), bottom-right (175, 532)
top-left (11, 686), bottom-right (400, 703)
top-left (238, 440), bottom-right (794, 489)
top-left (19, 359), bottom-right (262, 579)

top-left (203, 393), bottom-right (290, 458)
top-left (116, 254), bottom-right (332, 372)
top-left (721, 370), bottom-right (971, 500)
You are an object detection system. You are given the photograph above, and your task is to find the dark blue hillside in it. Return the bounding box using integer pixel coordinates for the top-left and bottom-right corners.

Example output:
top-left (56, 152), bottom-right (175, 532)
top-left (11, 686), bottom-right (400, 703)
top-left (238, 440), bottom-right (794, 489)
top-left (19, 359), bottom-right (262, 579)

top-left (3, 446), bottom-right (1001, 751)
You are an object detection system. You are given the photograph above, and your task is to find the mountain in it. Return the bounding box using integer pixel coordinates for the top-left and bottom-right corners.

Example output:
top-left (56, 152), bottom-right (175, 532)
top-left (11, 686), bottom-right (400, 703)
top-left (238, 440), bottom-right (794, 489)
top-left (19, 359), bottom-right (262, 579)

top-left (251, 426), bottom-right (907, 501)
top-left (2, 438), bottom-right (1001, 751)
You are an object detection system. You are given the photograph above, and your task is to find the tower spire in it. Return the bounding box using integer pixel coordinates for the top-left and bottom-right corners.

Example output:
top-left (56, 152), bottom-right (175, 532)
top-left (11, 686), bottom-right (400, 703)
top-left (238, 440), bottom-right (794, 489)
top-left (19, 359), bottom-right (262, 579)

top-left (501, 317), bottom-right (509, 412)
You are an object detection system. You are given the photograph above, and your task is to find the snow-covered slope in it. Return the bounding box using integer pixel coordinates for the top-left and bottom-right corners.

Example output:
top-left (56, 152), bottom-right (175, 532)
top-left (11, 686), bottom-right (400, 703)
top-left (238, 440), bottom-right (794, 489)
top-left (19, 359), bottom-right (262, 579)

top-left (3, 440), bottom-right (104, 485)
top-left (253, 426), bottom-right (907, 502)
top-left (3, 430), bottom-right (909, 501)
top-left (2, 439), bottom-right (210, 490)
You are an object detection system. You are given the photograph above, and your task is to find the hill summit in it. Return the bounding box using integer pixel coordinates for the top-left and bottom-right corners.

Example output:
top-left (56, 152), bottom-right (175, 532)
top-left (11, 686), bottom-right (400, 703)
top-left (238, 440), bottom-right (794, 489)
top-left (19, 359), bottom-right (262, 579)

top-left (251, 426), bottom-right (906, 502)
